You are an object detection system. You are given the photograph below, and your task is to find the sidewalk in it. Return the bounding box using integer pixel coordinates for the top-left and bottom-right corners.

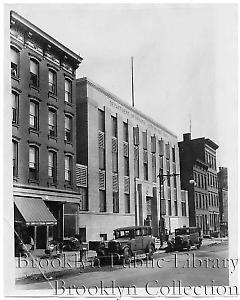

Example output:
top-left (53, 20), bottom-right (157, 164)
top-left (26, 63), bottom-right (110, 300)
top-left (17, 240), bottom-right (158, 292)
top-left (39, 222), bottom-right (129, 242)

top-left (15, 250), bottom-right (96, 280)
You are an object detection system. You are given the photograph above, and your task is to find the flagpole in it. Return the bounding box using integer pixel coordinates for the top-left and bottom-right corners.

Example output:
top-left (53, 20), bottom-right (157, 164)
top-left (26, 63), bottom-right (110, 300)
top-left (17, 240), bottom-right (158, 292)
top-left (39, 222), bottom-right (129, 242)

top-left (131, 56), bottom-right (135, 107)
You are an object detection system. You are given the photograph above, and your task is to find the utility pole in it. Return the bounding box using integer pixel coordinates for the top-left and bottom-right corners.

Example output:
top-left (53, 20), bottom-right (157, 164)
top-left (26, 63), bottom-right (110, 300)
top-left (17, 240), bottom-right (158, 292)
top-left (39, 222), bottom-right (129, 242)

top-left (158, 169), bottom-right (180, 247)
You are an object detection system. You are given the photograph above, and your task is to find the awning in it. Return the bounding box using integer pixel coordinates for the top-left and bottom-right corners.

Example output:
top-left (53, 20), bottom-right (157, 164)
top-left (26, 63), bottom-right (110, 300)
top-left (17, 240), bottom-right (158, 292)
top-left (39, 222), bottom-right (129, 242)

top-left (14, 196), bottom-right (57, 226)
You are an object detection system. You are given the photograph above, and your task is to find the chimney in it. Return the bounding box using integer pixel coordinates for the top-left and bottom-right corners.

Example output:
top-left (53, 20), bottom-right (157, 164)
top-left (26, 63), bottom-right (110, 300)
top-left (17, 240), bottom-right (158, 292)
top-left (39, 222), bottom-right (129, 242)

top-left (183, 133), bottom-right (191, 141)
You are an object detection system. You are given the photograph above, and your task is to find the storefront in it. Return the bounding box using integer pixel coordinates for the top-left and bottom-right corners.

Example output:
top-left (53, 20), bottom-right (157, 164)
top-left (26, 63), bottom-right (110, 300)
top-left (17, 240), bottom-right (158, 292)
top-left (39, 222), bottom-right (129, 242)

top-left (14, 196), bottom-right (57, 250)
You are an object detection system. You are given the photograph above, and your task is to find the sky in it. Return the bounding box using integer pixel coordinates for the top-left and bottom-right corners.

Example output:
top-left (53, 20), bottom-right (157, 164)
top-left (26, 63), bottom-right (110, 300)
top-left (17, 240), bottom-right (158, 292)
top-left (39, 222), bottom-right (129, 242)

top-left (5, 3), bottom-right (238, 168)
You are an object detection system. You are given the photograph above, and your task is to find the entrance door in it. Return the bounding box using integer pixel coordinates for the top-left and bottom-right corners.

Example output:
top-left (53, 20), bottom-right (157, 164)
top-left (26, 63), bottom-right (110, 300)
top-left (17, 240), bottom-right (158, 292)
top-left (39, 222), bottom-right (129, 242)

top-left (36, 226), bottom-right (47, 249)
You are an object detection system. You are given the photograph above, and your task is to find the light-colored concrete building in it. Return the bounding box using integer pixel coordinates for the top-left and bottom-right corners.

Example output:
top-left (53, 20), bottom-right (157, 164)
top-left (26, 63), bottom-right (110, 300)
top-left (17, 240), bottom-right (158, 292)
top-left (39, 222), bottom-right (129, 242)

top-left (76, 77), bottom-right (189, 241)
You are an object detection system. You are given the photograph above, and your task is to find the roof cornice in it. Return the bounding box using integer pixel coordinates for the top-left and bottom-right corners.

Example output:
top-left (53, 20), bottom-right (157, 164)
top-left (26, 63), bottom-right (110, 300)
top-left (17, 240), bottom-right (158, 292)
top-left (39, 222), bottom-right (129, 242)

top-left (10, 10), bottom-right (83, 66)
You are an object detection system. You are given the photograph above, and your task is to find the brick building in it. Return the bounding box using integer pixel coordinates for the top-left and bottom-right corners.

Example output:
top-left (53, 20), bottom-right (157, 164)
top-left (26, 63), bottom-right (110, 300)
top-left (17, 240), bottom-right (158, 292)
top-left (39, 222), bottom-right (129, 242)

top-left (11, 11), bottom-right (83, 250)
top-left (218, 167), bottom-right (228, 236)
top-left (75, 77), bottom-right (189, 241)
top-left (178, 133), bottom-right (220, 236)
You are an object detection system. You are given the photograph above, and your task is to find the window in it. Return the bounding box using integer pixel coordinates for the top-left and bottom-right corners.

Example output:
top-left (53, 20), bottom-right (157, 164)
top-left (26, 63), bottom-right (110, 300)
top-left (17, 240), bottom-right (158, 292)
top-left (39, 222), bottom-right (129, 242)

top-left (29, 101), bottom-right (39, 130)
top-left (65, 115), bottom-right (72, 142)
top-left (159, 139), bottom-right (164, 156)
top-left (98, 109), bottom-right (105, 132)
top-left (48, 151), bottom-right (57, 183)
top-left (143, 131), bottom-right (147, 150)
top-left (133, 126), bottom-right (139, 145)
top-left (49, 69), bottom-right (57, 94)
top-left (172, 147), bottom-right (176, 162)
top-left (151, 136), bottom-right (156, 153)
top-left (134, 146), bottom-right (139, 178)
top-left (65, 155), bottom-right (72, 184)
top-left (174, 200), bottom-right (178, 216)
top-left (12, 140), bottom-right (18, 178)
top-left (123, 122), bottom-right (128, 142)
top-left (143, 149), bottom-right (148, 180)
top-left (64, 79), bottom-right (72, 103)
top-left (78, 187), bottom-right (88, 211)
top-left (11, 47), bottom-right (19, 77)
top-left (99, 148), bottom-right (105, 170)
top-left (182, 200), bottom-right (186, 216)
top-left (167, 171), bottom-right (171, 187)
top-left (165, 143), bottom-right (170, 159)
top-left (124, 156), bottom-right (129, 176)
top-left (48, 108), bottom-right (57, 138)
top-left (30, 59), bottom-right (39, 87)
top-left (99, 190), bottom-right (106, 212)
top-left (152, 153), bottom-right (156, 182)
top-left (173, 174), bottom-right (177, 188)
top-left (113, 192), bottom-right (119, 213)
top-left (168, 200), bottom-right (172, 216)
top-left (112, 116), bottom-right (117, 137)
top-left (125, 194), bottom-right (130, 213)
top-left (29, 146), bottom-right (39, 181)
top-left (12, 92), bottom-right (19, 124)
top-left (112, 152), bottom-right (118, 173)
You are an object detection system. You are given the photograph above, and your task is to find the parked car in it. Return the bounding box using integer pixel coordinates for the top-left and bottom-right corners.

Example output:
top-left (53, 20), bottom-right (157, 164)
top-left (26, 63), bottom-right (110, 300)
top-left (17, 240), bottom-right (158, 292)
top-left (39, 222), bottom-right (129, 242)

top-left (96, 225), bottom-right (155, 261)
top-left (173, 227), bottom-right (202, 251)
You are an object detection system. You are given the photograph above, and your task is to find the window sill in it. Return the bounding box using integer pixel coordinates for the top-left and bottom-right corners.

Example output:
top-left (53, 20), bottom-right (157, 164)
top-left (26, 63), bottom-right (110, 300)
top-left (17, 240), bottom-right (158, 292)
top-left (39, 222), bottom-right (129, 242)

top-left (11, 75), bottom-right (20, 82)
top-left (64, 140), bottom-right (73, 146)
top-left (29, 128), bottom-right (40, 136)
top-left (28, 178), bottom-right (39, 184)
top-left (47, 181), bottom-right (58, 187)
top-left (48, 91), bottom-right (58, 100)
top-left (12, 123), bottom-right (20, 129)
top-left (13, 176), bottom-right (19, 182)
top-left (48, 135), bottom-right (58, 141)
top-left (29, 84), bottom-right (40, 92)
top-left (64, 101), bottom-right (73, 107)
top-left (64, 183), bottom-right (73, 189)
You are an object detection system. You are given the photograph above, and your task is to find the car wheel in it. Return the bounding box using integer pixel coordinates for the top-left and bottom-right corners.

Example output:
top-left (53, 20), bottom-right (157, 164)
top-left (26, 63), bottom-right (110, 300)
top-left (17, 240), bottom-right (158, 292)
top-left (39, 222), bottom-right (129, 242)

top-left (123, 247), bottom-right (131, 263)
top-left (148, 245), bottom-right (154, 259)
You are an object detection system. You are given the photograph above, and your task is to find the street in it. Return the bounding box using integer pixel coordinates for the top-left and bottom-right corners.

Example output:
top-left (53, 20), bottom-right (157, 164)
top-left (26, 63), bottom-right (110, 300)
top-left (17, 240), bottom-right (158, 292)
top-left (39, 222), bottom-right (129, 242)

top-left (16, 241), bottom-right (231, 295)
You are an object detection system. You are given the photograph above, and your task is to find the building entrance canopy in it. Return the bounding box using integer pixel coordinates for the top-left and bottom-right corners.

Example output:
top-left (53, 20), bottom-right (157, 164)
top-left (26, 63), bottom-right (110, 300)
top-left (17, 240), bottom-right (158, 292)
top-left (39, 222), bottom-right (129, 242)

top-left (14, 196), bottom-right (57, 226)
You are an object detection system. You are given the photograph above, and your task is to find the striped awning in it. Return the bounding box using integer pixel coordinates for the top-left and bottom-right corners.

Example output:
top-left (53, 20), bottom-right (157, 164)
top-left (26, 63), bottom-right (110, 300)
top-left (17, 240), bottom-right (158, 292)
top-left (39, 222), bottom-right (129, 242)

top-left (14, 196), bottom-right (57, 226)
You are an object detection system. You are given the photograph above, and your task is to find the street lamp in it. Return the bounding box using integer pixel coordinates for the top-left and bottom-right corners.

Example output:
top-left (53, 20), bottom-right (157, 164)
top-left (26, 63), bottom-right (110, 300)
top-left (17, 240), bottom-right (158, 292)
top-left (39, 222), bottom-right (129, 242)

top-left (157, 169), bottom-right (180, 247)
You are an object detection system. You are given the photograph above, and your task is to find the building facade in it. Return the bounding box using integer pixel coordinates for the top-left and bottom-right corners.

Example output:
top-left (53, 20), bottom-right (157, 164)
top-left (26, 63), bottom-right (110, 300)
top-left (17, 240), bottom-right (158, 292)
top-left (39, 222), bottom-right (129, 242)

top-left (11, 11), bottom-right (83, 249)
top-left (218, 167), bottom-right (228, 237)
top-left (75, 77), bottom-right (189, 241)
top-left (178, 133), bottom-right (220, 236)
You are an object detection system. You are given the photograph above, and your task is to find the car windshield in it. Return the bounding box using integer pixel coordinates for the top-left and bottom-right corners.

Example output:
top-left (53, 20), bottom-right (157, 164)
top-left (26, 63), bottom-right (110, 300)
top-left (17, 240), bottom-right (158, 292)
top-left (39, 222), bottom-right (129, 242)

top-left (175, 228), bottom-right (190, 235)
top-left (114, 229), bottom-right (134, 239)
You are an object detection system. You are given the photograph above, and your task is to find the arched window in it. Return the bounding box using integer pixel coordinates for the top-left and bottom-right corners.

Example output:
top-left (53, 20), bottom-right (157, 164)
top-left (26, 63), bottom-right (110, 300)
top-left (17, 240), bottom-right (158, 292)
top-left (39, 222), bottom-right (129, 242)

top-left (64, 78), bottom-right (72, 103)
top-left (29, 145), bottom-right (39, 181)
top-left (48, 69), bottom-right (57, 94)
top-left (30, 58), bottom-right (39, 87)
top-left (65, 154), bottom-right (72, 184)
top-left (11, 46), bottom-right (20, 78)
top-left (48, 150), bottom-right (57, 184)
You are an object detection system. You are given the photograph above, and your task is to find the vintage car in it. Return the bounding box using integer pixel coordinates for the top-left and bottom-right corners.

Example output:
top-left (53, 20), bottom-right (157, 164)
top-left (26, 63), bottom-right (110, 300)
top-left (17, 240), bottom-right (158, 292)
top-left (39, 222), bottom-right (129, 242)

top-left (96, 225), bottom-right (156, 261)
top-left (173, 226), bottom-right (202, 251)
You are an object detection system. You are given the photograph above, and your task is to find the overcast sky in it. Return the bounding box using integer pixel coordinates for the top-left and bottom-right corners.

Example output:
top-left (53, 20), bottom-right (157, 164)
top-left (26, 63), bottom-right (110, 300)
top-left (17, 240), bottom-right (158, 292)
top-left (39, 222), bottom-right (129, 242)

top-left (6, 3), bottom-right (237, 168)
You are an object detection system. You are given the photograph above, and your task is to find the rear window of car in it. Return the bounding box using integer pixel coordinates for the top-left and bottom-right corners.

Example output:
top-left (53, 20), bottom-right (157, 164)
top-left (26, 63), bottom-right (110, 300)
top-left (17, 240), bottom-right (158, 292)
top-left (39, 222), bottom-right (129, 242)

top-left (175, 228), bottom-right (190, 235)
